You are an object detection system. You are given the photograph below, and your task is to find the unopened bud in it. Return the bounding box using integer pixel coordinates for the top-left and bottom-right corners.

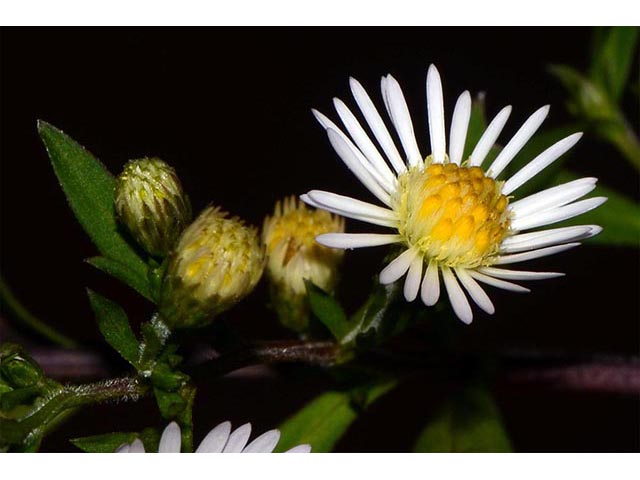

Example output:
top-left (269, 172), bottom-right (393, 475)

top-left (0, 344), bottom-right (43, 389)
top-left (262, 196), bottom-right (345, 333)
top-left (115, 157), bottom-right (192, 257)
top-left (159, 207), bottom-right (265, 328)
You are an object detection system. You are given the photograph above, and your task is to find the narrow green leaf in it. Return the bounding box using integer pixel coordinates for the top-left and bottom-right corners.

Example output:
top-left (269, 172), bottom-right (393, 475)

top-left (341, 278), bottom-right (403, 348)
top-left (87, 290), bottom-right (140, 367)
top-left (553, 171), bottom-right (640, 248)
top-left (589, 27), bottom-right (639, 102)
top-left (275, 381), bottom-right (395, 453)
top-left (306, 281), bottom-right (350, 341)
top-left (86, 256), bottom-right (154, 301)
top-left (37, 121), bottom-right (149, 293)
top-left (71, 428), bottom-right (159, 453)
top-left (413, 387), bottom-right (512, 453)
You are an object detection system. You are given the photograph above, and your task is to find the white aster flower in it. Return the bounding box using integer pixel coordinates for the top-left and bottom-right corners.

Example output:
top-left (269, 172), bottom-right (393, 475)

top-left (302, 65), bottom-right (606, 324)
top-left (115, 421), bottom-right (311, 453)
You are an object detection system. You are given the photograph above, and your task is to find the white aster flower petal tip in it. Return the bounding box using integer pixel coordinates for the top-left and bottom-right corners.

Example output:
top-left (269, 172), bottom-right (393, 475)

top-left (115, 420), bottom-right (310, 454)
top-left (306, 66), bottom-right (604, 323)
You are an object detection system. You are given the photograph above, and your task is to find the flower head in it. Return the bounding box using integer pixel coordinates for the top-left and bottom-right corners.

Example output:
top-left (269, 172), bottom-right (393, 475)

top-left (115, 421), bottom-right (311, 453)
top-left (262, 196), bottom-right (345, 332)
top-left (303, 65), bottom-right (605, 324)
top-left (115, 157), bottom-right (192, 257)
top-left (159, 207), bottom-right (265, 328)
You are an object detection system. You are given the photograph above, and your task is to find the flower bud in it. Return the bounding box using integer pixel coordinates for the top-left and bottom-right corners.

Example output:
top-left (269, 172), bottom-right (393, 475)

top-left (0, 344), bottom-right (44, 389)
top-left (159, 207), bottom-right (265, 329)
top-left (262, 196), bottom-right (345, 333)
top-left (115, 157), bottom-right (192, 257)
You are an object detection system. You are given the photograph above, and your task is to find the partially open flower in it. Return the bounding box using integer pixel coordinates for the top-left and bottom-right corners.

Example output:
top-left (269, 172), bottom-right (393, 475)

top-left (263, 196), bottom-right (345, 333)
top-left (159, 207), bottom-right (265, 329)
top-left (115, 157), bottom-right (191, 257)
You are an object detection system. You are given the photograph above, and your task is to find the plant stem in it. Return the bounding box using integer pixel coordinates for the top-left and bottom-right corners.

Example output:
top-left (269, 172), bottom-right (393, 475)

top-left (0, 274), bottom-right (78, 349)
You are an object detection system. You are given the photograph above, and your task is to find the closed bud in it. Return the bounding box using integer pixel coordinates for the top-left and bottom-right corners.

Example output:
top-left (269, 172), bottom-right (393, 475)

top-left (115, 157), bottom-right (192, 257)
top-left (159, 207), bottom-right (265, 329)
top-left (262, 196), bottom-right (345, 333)
top-left (0, 344), bottom-right (44, 389)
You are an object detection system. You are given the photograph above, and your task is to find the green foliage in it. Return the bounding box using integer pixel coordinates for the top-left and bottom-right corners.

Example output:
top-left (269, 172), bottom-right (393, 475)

top-left (38, 121), bottom-right (152, 297)
top-left (86, 257), bottom-right (155, 302)
top-left (87, 290), bottom-right (140, 367)
top-left (341, 279), bottom-right (409, 348)
top-left (464, 94), bottom-right (489, 160)
top-left (553, 171), bottom-right (640, 247)
top-left (413, 387), bottom-right (512, 453)
top-left (306, 280), bottom-right (350, 341)
top-left (275, 380), bottom-right (396, 453)
top-left (71, 427), bottom-right (160, 453)
top-left (589, 27), bottom-right (638, 102)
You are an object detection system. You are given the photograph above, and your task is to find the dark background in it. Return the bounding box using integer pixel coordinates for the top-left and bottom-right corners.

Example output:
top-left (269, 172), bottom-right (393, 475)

top-left (1, 28), bottom-right (638, 452)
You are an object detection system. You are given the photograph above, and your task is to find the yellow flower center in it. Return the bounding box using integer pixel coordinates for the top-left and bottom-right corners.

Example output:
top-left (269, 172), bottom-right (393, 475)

top-left (395, 160), bottom-right (511, 268)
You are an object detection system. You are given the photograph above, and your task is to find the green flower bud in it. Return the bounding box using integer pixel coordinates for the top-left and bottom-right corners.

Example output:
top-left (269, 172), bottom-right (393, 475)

top-left (115, 157), bottom-right (192, 257)
top-left (0, 344), bottom-right (43, 389)
top-left (262, 196), bottom-right (345, 333)
top-left (159, 207), bottom-right (265, 329)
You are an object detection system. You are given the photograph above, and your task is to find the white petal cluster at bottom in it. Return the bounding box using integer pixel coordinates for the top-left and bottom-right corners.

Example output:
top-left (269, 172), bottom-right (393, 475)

top-left (115, 421), bottom-right (311, 453)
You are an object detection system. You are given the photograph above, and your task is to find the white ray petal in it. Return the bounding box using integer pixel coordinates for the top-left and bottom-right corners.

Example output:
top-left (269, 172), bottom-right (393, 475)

top-left (467, 270), bottom-right (530, 292)
top-left (449, 91), bottom-right (472, 165)
top-left (469, 106), bottom-right (512, 167)
top-left (509, 177), bottom-right (597, 217)
top-left (333, 97), bottom-right (397, 186)
top-left (307, 190), bottom-right (397, 221)
top-left (502, 132), bottom-right (583, 194)
top-left (455, 268), bottom-right (495, 314)
top-left (404, 255), bottom-right (424, 302)
top-left (313, 111), bottom-right (395, 194)
top-left (442, 267), bottom-right (473, 324)
top-left (195, 421), bottom-right (232, 453)
top-left (421, 260), bottom-right (440, 306)
top-left (285, 444), bottom-right (312, 453)
top-left (385, 75), bottom-right (422, 167)
top-left (222, 423), bottom-right (252, 453)
top-left (488, 105), bottom-right (550, 178)
top-left (500, 225), bottom-right (598, 253)
top-left (326, 129), bottom-right (392, 206)
top-left (316, 233), bottom-right (403, 249)
top-left (158, 422), bottom-right (181, 453)
top-left (129, 439), bottom-right (145, 453)
top-left (379, 248), bottom-right (417, 285)
top-left (478, 266), bottom-right (564, 281)
top-left (115, 444), bottom-right (131, 453)
top-left (242, 430), bottom-right (281, 453)
top-left (301, 194), bottom-right (398, 228)
top-left (510, 197), bottom-right (607, 231)
top-left (427, 65), bottom-right (446, 163)
top-left (350, 77), bottom-right (406, 174)
top-left (494, 243), bottom-right (580, 265)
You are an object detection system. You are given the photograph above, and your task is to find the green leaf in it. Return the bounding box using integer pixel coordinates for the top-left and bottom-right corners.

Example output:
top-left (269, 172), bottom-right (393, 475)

top-left (341, 278), bottom-right (405, 348)
top-left (86, 256), bottom-right (154, 302)
top-left (553, 171), bottom-right (640, 248)
top-left (275, 381), bottom-right (396, 453)
top-left (71, 428), bottom-right (160, 453)
top-left (87, 290), bottom-right (140, 367)
top-left (37, 121), bottom-right (150, 295)
top-left (413, 387), bottom-right (512, 453)
top-left (589, 27), bottom-right (639, 102)
top-left (306, 280), bottom-right (350, 341)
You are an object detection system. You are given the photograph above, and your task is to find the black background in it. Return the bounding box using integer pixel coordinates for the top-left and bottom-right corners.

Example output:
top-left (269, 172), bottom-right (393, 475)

top-left (1, 28), bottom-right (638, 452)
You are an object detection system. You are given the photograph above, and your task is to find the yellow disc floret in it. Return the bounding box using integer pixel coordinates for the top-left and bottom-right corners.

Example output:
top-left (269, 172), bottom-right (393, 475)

top-left (395, 159), bottom-right (510, 268)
